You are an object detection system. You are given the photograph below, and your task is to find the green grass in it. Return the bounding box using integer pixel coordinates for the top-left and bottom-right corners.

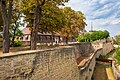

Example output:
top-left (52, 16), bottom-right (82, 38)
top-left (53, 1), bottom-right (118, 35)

top-left (115, 48), bottom-right (120, 65)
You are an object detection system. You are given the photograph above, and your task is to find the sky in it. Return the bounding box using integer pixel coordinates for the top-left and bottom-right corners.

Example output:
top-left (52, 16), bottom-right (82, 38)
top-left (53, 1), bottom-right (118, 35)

top-left (65, 0), bottom-right (120, 37)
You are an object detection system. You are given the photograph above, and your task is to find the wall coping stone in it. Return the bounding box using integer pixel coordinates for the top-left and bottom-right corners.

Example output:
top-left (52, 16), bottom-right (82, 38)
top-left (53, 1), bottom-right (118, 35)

top-left (0, 46), bottom-right (73, 58)
top-left (79, 48), bottom-right (102, 70)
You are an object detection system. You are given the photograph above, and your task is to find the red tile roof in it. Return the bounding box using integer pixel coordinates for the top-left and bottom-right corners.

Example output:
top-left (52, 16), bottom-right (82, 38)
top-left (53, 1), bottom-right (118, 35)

top-left (22, 27), bottom-right (60, 36)
top-left (22, 27), bottom-right (31, 34)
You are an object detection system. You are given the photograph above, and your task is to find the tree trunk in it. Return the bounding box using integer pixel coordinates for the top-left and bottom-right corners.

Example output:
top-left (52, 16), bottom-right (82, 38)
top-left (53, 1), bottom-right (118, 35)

top-left (65, 37), bottom-right (68, 44)
top-left (11, 23), bottom-right (17, 47)
top-left (31, 5), bottom-right (42, 50)
top-left (0, 1), bottom-right (13, 53)
top-left (51, 33), bottom-right (54, 46)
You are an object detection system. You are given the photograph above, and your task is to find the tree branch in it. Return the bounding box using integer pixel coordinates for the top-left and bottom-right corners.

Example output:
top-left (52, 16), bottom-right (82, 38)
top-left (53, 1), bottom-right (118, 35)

top-left (41, 0), bottom-right (46, 6)
top-left (8, 0), bottom-right (13, 24)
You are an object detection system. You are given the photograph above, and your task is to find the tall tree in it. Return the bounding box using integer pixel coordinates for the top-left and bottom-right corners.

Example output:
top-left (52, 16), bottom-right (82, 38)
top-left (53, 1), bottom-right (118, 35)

top-left (0, 12), bottom-right (3, 32)
top-left (60, 7), bottom-right (87, 44)
top-left (40, 6), bottom-right (66, 45)
top-left (0, 0), bottom-right (13, 53)
top-left (21, 0), bottom-right (69, 49)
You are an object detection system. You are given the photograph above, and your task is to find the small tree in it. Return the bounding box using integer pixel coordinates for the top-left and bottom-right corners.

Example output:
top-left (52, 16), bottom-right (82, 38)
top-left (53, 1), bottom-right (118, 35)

top-left (10, 7), bottom-right (24, 47)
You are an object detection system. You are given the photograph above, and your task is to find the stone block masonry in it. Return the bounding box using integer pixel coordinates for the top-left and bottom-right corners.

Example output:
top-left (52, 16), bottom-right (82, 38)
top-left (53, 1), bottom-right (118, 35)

top-left (0, 46), bottom-right (79, 80)
top-left (0, 41), bottom-right (115, 80)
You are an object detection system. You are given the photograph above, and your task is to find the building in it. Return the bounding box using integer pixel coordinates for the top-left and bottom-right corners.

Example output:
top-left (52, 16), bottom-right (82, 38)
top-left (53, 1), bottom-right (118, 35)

top-left (17, 27), bottom-right (76, 46)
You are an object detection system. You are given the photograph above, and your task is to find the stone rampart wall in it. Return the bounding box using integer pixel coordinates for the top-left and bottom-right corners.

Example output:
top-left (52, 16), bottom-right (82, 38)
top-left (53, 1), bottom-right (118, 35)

top-left (69, 43), bottom-right (94, 59)
top-left (0, 40), bottom-right (115, 80)
top-left (112, 61), bottom-right (120, 80)
top-left (102, 42), bottom-right (114, 55)
top-left (0, 46), bottom-right (79, 80)
top-left (79, 49), bottom-right (102, 80)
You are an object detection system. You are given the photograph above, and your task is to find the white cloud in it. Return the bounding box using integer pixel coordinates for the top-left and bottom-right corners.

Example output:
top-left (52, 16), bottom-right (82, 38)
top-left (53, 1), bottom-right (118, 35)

top-left (66, 0), bottom-right (120, 36)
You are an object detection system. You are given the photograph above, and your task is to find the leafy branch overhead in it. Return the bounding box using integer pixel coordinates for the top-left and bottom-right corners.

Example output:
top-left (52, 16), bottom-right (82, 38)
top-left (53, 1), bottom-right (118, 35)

top-left (0, 0), bottom-right (87, 52)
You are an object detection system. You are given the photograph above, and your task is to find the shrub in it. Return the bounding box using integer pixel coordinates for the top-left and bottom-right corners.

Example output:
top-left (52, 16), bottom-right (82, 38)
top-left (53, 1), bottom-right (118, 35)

top-left (0, 38), bottom-right (3, 42)
top-left (99, 55), bottom-right (109, 59)
top-left (115, 49), bottom-right (120, 65)
top-left (13, 40), bottom-right (22, 47)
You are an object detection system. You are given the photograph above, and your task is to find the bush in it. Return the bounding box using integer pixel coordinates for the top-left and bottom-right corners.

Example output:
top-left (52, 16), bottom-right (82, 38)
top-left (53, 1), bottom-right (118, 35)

top-left (115, 49), bottom-right (120, 65)
top-left (99, 55), bottom-right (109, 59)
top-left (13, 40), bottom-right (22, 47)
top-left (0, 38), bottom-right (3, 42)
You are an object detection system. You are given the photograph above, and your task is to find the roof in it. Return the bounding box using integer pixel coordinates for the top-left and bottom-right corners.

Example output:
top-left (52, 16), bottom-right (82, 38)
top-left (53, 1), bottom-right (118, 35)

top-left (22, 27), bottom-right (60, 36)
top-left (22, 27), bottom-right (31, 34)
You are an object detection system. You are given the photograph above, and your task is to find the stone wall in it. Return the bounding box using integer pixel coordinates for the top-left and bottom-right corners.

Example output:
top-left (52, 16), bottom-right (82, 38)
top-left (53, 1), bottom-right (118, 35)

top-left (0, 46), bottom-right (79, 80)
top-left (79, 49), bottom-right (102, 80)
top-left (112, 61), bottom-right (120, 80)
top-left (0, 41), bottom-right (115, 80)
top-left (69, 43), bottom-right (94, 59)
top-left (102, 42), bottom-right (114, 55)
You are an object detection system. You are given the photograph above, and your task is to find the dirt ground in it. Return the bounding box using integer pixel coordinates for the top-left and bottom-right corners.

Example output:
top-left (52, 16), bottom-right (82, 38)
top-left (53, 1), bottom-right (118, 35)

top-left (92, 62), bottom-right (115, 80)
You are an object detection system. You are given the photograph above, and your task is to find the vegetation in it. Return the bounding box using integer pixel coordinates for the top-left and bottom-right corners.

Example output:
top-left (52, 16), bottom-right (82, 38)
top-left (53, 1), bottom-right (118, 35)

top-left (115, 48), bottom-right (120, 65)
top-left (99, 55), bottom-right (109, 59)
top-left (60, 7), bottom-right (86, 44)
top-left (115, 35), bottom-right (120, 45)
top-left (0, 13), bottom-right (3, 32)
top-left (13, 40), bottom-right (22, 47)
top-left (77, 30), bottom-right (109, 42)
top-left (0, 0), bottom-right (86, 53)
top-left (21, 0), bottom-right (70, 50)
top-left (10, 6), bottom-right (24, 47)
top-left (0, 0), bottom-right (14, 53)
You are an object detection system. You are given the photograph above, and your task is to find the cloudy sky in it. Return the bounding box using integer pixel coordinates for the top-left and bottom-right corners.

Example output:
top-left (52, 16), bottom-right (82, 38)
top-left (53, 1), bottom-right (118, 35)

top-left (65, 0), bottom-right (120, 37)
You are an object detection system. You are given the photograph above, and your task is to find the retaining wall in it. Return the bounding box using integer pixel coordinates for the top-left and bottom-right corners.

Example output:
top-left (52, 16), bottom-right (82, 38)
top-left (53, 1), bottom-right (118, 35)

top-left (79, 49), bottom-right (102, 80)
top-left (0, 41), bottom-right (114, 80)
top-left (69, 43), bottom-right (94, 59)
top-left (102, 42), bottom-right (114, 55)
top-left (0, 46), bottom-right (79, 80)
top-left (112, 60), bottom-right (120, 80)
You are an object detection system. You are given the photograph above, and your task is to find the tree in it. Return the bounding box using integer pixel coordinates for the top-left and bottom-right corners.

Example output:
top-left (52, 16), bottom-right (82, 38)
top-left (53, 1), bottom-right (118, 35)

top-left (60, 7), bottom-right (87, 44)
top-left (10, 5), bottom-right (24, 47)
top-left (77, 32), bottom-right (90, 42)
top-left (115, 35), bottom-right (120, 45)
top-left (0, 0), bottom-right (13, 53)
top-left (77, 30), bottom-right (110, 42)
top-left (115, 48), bottom-right (120, 65)
top-left (39, 6), bottom-right (66, 45)
top-left (21, 0), bottom-right (69, 49)
top-left (0, 13), bottom-right (3, 32)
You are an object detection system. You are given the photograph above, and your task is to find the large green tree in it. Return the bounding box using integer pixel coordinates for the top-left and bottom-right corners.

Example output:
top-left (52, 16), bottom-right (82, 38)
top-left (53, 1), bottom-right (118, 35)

top-left (77, 30), bottom-right (110, 42)
top-left (21, 0), bottom-right (69, 49)
top-left (115, 35), bottom-right (120, 45)
top-left (60, 7), bottom-right (87, 44)
top-left (0, 13), bottom-right (3, 32)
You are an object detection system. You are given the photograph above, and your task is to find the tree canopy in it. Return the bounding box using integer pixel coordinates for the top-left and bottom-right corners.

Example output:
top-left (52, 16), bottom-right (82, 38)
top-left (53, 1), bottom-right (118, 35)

top-left (59, 7), bottom-right (87, 43)
top-left (77, 30), bottom-right (110, 42)
top-left (0, 0), bottom-right (87, 52)
top-left (0, 13), bottom-right (3, 32)
top-left (115, 35), bottom-right (120, 45)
